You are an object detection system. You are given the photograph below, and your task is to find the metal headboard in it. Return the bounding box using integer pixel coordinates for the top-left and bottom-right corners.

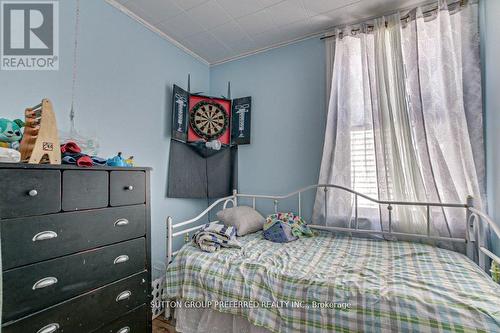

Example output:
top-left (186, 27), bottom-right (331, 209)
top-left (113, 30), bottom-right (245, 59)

top-left (166, 184), bottom-right (500, 278)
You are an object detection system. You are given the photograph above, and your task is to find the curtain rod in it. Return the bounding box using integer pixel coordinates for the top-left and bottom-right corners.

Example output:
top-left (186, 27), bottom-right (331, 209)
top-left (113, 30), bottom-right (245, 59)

top-left (320, 0), bottom-right (465, 40)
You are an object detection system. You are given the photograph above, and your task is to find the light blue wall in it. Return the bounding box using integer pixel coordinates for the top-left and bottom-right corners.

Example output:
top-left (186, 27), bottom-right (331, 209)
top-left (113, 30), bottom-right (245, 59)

top-left (0, 0), bottom-right (210, 273)
top-left (210, 38), bottom-right (326, 220)
top-left (3, 0), bottom-right (495, 267)
top-left (481, 0), bottom-right (500, 255)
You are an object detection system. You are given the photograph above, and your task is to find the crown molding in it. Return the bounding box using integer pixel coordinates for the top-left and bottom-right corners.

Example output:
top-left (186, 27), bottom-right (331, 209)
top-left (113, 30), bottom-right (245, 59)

top-left (210, 31), bottom-right (327, 67)
top-left (105, 0), bottom-right (210, 66)
top-left (105, 0), bottom-right (441, 67)
top-left (105, 0), bottom-right (333, 67)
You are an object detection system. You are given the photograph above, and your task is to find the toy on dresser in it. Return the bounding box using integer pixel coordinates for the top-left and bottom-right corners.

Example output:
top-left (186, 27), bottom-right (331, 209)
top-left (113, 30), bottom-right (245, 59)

top-left (0, 118), bottom-right (24, 150)
top-left (0, 118), bottom-right (24, 163)
top-left (19, 99), bottom-right (61, 164)
top-left (107, 152), bottom-right (134, 167)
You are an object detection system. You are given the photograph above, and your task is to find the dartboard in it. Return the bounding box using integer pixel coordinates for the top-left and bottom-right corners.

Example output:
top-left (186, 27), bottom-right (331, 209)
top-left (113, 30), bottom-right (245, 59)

top-left (189, 100), bottom-right (229, 141)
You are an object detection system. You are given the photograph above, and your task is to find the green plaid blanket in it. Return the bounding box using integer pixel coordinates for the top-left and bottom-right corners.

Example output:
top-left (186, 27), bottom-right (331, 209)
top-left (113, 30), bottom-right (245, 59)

top-left (164, 231), bottom-right (500, 332)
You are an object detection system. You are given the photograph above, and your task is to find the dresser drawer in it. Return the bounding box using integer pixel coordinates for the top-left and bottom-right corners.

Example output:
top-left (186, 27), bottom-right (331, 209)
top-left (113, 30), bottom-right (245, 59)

top-left (1, 205), bottom-right (146, 269)
top-left (2, 271), bottom-right (149, 333)
top-left (62, 170), bottom-right (109, 211)
top-left (0, 169), bottom-right (61, 219)
top-left (93, 305), bottom-right (148, 333)
top-left (3, 237), bottom-right (147, 321)
top-left (110, 171), bottom-right (146, 206)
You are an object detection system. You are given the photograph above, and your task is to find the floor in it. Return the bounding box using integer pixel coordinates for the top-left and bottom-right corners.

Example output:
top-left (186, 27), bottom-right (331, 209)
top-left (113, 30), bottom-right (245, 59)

top-left (153, 316), bottom-right (177, 333)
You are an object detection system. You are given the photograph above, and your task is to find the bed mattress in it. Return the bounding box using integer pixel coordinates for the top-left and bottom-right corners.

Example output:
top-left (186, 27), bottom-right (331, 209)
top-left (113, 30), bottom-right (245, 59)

top-left (164, 231), bottom-right (500, 333)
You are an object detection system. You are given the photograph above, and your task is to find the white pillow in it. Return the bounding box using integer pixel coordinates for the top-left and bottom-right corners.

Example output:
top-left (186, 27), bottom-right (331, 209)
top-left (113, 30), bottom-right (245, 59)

top-left (216, 206), bottom-right (265, 236)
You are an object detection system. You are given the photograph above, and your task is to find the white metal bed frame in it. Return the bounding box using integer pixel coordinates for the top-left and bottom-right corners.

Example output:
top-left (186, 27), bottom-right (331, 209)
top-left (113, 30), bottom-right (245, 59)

top-left (166, 184), bottom-right (500, 279)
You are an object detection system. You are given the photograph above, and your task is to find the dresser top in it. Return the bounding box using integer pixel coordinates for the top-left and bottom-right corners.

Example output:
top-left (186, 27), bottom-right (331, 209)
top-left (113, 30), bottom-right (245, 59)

top-left (0, 163), bottom-right (152, 171)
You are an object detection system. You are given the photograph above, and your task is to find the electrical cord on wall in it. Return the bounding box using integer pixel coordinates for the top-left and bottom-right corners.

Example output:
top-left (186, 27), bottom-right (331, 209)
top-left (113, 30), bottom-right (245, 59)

top-left (69, 0), bottom-right (80, 130)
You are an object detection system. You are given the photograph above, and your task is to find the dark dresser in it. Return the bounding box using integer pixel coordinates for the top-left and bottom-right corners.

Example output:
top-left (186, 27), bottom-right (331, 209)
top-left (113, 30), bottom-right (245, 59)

top-left (0, 163), bottom-right (152, 333)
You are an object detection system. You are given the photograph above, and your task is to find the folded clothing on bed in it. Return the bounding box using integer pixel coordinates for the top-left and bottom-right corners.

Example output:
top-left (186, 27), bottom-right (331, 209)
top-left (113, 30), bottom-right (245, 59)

top-left (192, 223), bottom-right (241, 253)
top-left (263, 212), bottom-right (314, 243)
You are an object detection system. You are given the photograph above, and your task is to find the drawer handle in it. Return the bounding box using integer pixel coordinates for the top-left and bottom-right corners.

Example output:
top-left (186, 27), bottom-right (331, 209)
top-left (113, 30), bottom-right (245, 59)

top-left (33, 277), bottom-right (58, 290)
top-left (37, 323), bottom-right (60, 333)
top-left (116, 290), bottom-right (132, 302)
top-left (114, 218), bottom-right (129, 227)
top-left (114, 255), bottom-right (130, 264)
top-left (28, 189), bottom-right (38, 197)
top-left (117, 327), bottom-right (130, 333)
top-left (32, 231), bottom-right (58, 242)
top-left (126, 185), bottom-right (134, 191)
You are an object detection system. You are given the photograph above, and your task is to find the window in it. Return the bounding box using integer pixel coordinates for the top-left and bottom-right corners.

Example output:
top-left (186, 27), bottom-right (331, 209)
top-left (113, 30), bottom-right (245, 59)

top-left (351, 128), bottom-right (378, 208)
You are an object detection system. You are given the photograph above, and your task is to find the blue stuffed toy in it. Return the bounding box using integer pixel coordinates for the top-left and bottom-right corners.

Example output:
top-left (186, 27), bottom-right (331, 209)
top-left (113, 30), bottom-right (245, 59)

top-left (107, 152), bottom-right (133, 167)
top-left (0, 118), bottom-right (24, 150)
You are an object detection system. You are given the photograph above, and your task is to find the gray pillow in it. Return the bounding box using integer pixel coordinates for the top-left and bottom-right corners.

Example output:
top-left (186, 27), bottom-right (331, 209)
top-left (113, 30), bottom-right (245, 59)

top-left (216, 206), bottom-right (265, 236)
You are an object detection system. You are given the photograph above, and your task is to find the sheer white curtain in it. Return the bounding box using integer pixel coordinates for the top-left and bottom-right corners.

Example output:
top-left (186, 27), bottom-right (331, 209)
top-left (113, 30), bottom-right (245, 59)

top-left (315, 25), bottom-right (376, 229)
top-left (325, 37), bottom-right (336, 112)
top-left (401, 0), bottom-right (485, 238)
top-left (314, 0), bottom-right (485, 245)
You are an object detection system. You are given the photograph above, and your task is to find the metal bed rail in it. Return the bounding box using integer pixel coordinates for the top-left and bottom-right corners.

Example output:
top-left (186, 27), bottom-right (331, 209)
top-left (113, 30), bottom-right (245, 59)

top-left (166, 184), bottom-right (500, 278)
top-left (166, 193), bottom-right (236, 263)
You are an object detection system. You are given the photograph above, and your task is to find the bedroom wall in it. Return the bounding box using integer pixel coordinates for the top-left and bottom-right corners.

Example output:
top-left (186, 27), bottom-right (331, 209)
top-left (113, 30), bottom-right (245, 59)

top-left (0, 0), bottom-right (210, 274)
top-left (481, 0), bottom-right (500, 255)
top-left (210, 38), bottom-right (326, 221)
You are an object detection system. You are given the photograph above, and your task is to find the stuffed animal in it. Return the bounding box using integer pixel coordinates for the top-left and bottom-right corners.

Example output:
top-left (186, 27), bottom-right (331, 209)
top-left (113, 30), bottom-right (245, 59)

top-left (125, 155), bottom-right (135, 167)
top-left (107, 152), bottom-right (133, 167)
top-left (0, 118), bottom-right (25, 150)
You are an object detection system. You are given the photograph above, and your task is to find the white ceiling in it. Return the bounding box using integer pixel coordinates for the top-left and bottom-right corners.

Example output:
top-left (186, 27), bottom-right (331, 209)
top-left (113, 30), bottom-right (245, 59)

top-left (108, 0), bottom-right (425, 65)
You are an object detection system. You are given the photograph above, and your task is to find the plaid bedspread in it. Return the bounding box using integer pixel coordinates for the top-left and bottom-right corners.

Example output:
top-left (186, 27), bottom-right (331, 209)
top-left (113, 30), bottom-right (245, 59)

top-left (164, 231), bottom-right (500, 332)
